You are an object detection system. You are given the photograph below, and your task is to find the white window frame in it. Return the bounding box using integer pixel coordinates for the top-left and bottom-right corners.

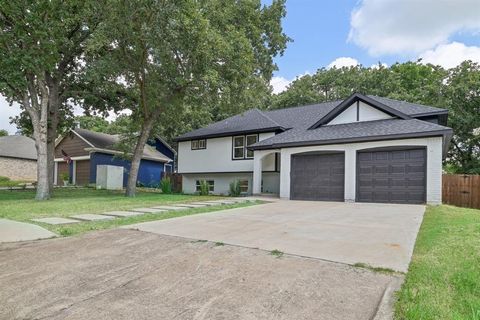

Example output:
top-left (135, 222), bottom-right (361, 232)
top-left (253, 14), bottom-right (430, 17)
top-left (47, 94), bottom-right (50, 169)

top-left (232, 136), bottom-right (245, 160)
top-left (195, 180), bottom-right (214, 192)
top-left (245, 134), bottom-right (258, 159)
top-left (239, 179), bottom-right (249, 193)
top-left (191, 139), bottom-right (206, 150)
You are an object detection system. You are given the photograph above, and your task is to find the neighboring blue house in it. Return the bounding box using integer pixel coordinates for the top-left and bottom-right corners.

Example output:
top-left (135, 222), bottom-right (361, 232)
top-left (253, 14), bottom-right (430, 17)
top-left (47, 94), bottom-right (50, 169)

top-left (54, 128), bottom-right (175, 187)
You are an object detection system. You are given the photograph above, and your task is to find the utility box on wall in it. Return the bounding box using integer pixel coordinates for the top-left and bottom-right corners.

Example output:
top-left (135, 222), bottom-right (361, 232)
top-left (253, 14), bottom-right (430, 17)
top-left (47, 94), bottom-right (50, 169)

top-left (96, 165), bottom-right (123, 190)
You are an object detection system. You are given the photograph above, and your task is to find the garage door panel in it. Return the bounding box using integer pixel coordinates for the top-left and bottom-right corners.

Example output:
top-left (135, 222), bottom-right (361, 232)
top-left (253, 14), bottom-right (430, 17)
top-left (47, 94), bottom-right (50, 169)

top-left (291, 153), bottom-right (345, 201)
top-left (357, 148), bottom-right (426, 204)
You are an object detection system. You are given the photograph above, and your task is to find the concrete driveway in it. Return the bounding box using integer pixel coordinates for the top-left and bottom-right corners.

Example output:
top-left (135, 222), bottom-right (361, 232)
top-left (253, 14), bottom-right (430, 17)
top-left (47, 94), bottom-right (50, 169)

top-left (0, 229), bottom-right (398, 320)
top-left (128, 200), bottom-right (425, 272)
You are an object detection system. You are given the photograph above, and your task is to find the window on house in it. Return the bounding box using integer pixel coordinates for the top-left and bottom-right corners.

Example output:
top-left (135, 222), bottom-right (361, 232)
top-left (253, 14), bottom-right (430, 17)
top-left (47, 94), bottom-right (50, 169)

top-left (233, 136), bottom-right (245, 159)
top-left (195, 180), bottom-right (214, 192)
top-left (245, 135), bottom-right (258, 158)
top-left (239, 180), bottom-right (249, 193)
top-left (233, 134), bottom-right (258, 159)
top-left (191, 139), bottom-right (206, 150)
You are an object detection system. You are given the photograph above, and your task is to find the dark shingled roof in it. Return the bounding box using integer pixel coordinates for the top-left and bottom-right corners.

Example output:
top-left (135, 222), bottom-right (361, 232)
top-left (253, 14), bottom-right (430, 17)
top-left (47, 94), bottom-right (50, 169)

top-left (176, 109), bottom-right (284, 141)
top-left (250, 119), bottom-right (452, 150)
top-left (73, 128), bottom-right (172, 162)
top-left (0, 135), bottom-right (37, 160)
top-left (175, 95), bottom-right (448, 142)
top-left (367, 96), bottom-right (448, 115)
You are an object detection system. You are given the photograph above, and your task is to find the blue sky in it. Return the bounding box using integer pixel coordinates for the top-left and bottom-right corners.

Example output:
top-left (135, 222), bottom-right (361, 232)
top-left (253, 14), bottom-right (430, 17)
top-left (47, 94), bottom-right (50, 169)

top-left (268, 0), bottom-right (480, 93)
top-left (2, 0), bottom-right (480, 133)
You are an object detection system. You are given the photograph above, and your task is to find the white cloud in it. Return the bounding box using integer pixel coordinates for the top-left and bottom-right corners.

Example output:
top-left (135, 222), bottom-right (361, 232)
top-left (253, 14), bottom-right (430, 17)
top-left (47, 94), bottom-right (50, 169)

top-left (270, 76), bottom-right (292, 94)
top-left (0, 94), bottom-right (131, 135)
top-left (349, 0), bottom-right (480, 55)
top-left (327, 57), bottom-right (359, 69)
top-left (270, 71), bottom-right (311, 94)
top-left (370, 62), bottom-right (388, 69)
top-left (419, 42), bottom-right (480, 69)
top-left (0, 96), bottom-right (21, 134)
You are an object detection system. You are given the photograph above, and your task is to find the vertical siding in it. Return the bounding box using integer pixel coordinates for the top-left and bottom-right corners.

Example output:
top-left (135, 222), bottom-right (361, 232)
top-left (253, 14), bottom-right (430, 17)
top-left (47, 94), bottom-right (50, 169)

top-left (90, 152), bottom-right (164, 187)
top-left (150, 139), bottom-right (175, 161)
top-left (57, 162), bottom-right (69, 184)
top-left (75, 160), bottom-right (90, 185)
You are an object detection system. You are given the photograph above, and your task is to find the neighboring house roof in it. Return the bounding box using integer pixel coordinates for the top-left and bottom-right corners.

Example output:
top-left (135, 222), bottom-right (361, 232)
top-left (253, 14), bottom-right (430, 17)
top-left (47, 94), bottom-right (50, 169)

top-left (65, 128), bottom-right (172, 163)
top-left (175, 93), bottom-right (449, 142)
top-left (0, 135), bottom-right (37, 160)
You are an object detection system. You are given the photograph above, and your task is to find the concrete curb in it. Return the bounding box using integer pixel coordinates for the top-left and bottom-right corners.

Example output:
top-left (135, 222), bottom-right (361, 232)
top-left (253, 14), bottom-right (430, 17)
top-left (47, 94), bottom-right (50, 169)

top-left (372, 275), bottom-right (404, 320)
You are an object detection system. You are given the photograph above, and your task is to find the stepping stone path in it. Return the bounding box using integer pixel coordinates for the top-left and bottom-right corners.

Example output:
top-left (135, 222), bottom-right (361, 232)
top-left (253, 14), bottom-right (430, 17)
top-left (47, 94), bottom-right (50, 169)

top-left (30, 199), bottom-right (250, 227)
top-left (71, 214), bottom-right (115, 221)
top-left (152, 206), bottom-right (186, 210)
top-left (131, 208), bottom-right (167, 214)
top-left (32, 217), bottom-right (81, 225)
top-left (101, 211), bottom-right (147, 218)
top-left (204, 200), bottom-right (238, 205)
top-left (189, 202), bottom-right (215, 206)
top-left (173, 204), bottom-right (207, 208)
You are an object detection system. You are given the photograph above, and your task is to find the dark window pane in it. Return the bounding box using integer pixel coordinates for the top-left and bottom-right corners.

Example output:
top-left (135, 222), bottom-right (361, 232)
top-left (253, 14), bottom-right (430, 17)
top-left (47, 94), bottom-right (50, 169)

top-left (234, 147), bottom-right (244, 158)
top-left (246, 149), bottom-right (254, 158)
top-left (246, 135), bottom-right (257, 146)
top-left (234, 136), bottom-right (244, 147)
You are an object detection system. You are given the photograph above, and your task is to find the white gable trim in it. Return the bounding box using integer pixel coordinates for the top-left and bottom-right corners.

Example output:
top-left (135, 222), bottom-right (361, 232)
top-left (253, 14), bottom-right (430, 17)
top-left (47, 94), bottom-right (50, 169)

top-left (327, 100), bottom-right (393, 125)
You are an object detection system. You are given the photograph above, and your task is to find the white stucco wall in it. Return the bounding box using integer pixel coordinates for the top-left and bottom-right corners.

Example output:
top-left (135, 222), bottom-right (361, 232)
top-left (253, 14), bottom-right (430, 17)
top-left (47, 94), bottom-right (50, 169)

top-left (183, 172), bottom-right (280, 196)
top-left (277, 137), bottom-right (444, 205)
top-left (328, 101), bottom-right (393, 125)
top-left (178, 132), bottom-right (275, 173)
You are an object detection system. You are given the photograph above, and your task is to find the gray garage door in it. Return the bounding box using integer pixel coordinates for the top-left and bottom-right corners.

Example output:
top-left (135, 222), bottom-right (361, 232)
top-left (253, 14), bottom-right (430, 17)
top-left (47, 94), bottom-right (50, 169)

top-left (356, 148), bottom-right (426, 204)
top-left (290, 152), bottom-right (345, 201)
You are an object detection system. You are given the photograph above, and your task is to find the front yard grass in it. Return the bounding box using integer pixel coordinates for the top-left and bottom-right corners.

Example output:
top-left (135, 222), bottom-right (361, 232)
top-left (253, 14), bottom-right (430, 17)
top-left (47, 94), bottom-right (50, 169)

top-left (45, 201), bottom-right (258, 237)
top-left (0, 188), bottom-right (260, 236)
top-left (395, 205), bottom-right (480, 320)
top-left (0, 188), bottom-right (222, 221)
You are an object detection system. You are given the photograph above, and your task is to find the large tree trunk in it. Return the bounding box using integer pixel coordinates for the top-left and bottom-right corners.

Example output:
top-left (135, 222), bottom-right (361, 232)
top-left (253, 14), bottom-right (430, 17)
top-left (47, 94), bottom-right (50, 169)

top-left (31, 103), bottom-right (52, 200)
top-left (125, 116), bottom-right (156, 197)
top-left (24, 75), bottom-right (60, 200)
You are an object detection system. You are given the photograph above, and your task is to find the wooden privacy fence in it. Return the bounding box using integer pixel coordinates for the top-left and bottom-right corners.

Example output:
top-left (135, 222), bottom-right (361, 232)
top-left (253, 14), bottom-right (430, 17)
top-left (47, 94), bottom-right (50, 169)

top-left (442, 174), bottom-right (480, 209)
top-left (162, 172), bottom-right (182, 193)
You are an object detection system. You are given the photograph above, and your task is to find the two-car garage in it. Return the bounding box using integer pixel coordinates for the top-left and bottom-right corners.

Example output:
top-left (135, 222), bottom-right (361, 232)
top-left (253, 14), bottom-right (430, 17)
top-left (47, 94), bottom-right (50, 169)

top-left (290, 147), bottom-right (427, 204)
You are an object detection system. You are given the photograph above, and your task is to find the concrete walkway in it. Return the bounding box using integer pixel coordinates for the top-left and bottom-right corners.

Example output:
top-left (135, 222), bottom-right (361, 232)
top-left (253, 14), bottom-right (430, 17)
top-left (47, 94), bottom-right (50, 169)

top-left (0, 219), bottom-right (56, 243)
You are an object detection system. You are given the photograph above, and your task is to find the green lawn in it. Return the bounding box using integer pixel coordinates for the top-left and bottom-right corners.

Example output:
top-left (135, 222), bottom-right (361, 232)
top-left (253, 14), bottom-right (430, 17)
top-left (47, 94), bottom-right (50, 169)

top-left (395, 205), bottom-right (480, 320)
top-left (0, 188), bottom-right (259, 236)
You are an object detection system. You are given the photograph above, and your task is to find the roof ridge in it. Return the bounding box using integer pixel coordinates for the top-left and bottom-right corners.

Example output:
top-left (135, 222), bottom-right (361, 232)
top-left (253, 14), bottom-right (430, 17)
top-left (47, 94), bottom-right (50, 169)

top-left (265, 99), bottom-right (343, 114)
top-left (254, 108), bottom-right (283, 128)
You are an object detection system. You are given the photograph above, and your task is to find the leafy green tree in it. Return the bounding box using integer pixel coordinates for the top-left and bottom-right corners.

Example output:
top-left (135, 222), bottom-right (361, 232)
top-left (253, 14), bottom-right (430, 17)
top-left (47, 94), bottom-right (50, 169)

top-left (0, 129), bottom-right (8, 137)
top-left (0, 0), bottom-right (106, 199)
top-left (75, 115), bottom-right (110, 133)
top-left (269, 61), bottom-right (480, 173)
top-left (87, 0), bottom-right (289, 197)
top-left (443, 61), bottom-right (480, 173)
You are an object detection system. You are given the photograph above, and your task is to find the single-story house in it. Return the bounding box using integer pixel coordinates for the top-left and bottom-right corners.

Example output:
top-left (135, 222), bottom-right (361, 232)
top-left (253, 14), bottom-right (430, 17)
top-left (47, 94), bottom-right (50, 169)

top-left (175, 93), bottom-right (453, 204)
top-left (0, 135), bottom-right (37, 181)
top-left (54, 128), bottom-right (175, 187)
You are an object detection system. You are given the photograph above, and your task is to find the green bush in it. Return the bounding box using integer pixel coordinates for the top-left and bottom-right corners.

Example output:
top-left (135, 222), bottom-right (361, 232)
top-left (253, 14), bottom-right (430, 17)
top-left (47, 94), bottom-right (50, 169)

top-left (229, 180), bottom-right (241, 197)
top-left (199, 180), bottom-right (209, 196)
top-left (0, 176), bottom-right (10, 183)
top-left (60, 172), bottom-right (69, 182)
top-left (160, 176), bottom-right (172, 194)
